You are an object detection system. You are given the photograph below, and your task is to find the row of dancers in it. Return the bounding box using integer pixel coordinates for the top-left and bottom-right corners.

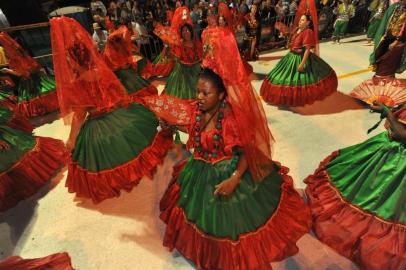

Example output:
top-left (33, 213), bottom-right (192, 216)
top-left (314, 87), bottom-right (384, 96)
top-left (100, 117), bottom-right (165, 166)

top-left (0, 1), bottom-right (405, 269)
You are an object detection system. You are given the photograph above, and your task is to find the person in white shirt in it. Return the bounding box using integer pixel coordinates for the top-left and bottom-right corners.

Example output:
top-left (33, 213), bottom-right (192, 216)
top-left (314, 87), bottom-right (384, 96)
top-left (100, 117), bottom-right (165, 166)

top-left (90, 0), bottom-right (107, 16)
top-left (92, 23), bottom-right (108, 50)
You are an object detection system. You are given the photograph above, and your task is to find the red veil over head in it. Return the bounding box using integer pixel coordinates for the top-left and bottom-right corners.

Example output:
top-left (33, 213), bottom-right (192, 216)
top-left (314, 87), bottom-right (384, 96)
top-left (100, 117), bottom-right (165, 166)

top-left (170, 6), bottom-right (193, 38)
top-left (201, 27), bottom-right (274, 181)
top-left (293, 0), bottom-right (319, 55)
top-left (218, 2), bottom-right (235, 32)
top-left (50, 17), bottom-right (128, 118)
top-left (0, 32), bottom-right (41, 78)
top-left (103, 26), bottom-right (135, 70)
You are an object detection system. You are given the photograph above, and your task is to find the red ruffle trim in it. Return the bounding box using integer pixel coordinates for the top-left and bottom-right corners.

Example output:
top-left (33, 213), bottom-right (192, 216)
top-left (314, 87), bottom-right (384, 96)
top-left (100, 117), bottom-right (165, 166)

top-left (17, 91), bottom-right (59, 118)
top-left (6, 112), bottom-right (33, 133)
top-left (152, 61), bottom-right (175, 78)
top-left (140, 60), bottom-right (155, 80)
top-left (243, 60), bottom-right (254, 76)
top-left (0, 252), bottom-right (74, 270)
top-left (66, 130), bottom-right (173, 204)
top-left (304, 151), bottom-right (406, 270)
top-left (160, 162), bottom-right (311, 270)
top-left (129, 85), bottom-right (158, 105)
top-left (260, 71), bottom-right (338, 106)
top-left (0, 137), bottom-right (66, 212)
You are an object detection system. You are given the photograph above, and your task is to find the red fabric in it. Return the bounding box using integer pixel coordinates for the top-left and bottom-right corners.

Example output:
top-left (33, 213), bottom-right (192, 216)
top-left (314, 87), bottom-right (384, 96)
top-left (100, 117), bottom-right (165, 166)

top-left (66, 131), bottom-right (173, 203)
top-left (105, 16), bottom-right (115, 32)
top-left (153, 23), bottom-right (182, 47)
top-left (202, 27), bottom-right (274, 182)
top-left (185, 105), bottom-right (243, 164)
top-left (275, 21), bottom-right (289, 36)
top-left (152, 48), bottom-right (175, 77)
top-left (172, 40), bottom-right (203, 64)
top-left (293, 0), bottom-right (319, 55)
top-left (207, 15), bottom-right (218, 28)
top-left (350, 76), bottom-right (406, 107)
top-left (6, 111), bottom-right (33, 133)
top-left (171, 7), bottom-right (193, 38)
top-left (142, 94), bottom-right (193, 126)
top-left (304, 151), bottom-right (406, 270)
top-left (139, 59), bottom-right (156, 80)
top-left (166, 10), bottom-right (174, 25)
top-left (0, 137), bottom-right (66, 212)
top-left (243, 60), bottom-right (253, 76)
top-left (0, 252), bottom-right (74, 270)
top-left (290, 29), bottom-right (315, 50)
top-left (260, 70), bottom-right (337, 106)
top-left (160, 162), bottom-right (311, 270)
top-left (103, 26), bottom-right (135, 71)
top-left (0, 32), bottom-right (41, 79)
top-left (50, 17), bottom-right (128, 118)
top-left (16, 90), bottom-right (59, 118)
top-left (128, 85), bottom-right (158, 104)
top-left (218, 2), bottom-right (235, 32)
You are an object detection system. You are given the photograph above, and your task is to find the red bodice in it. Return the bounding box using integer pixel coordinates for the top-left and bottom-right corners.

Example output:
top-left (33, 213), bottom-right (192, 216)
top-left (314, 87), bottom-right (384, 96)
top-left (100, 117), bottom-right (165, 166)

top-left (290, 29), bottom-right (315, 51)
top-left (172, 40), bottom-right (203, 65)
top-left (186, 105), bottom-right (242, 163)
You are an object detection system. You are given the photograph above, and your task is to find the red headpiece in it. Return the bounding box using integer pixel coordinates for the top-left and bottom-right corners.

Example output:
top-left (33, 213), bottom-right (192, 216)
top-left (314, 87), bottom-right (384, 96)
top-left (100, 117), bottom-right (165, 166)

top-left (0, 32), bottom-right (41, 79)
top-left (170, 7), bottom-right (193, 38)
top-left (218, 2), bottom-right (235, 32)
top-left (202, 27), bottom-right (274, 181)
top-left (103, 26), bottom-right (135, 70)
top-left (293, 0), bottom-right (319, 55)
top-left (50, 17), bottom-right (128, 119)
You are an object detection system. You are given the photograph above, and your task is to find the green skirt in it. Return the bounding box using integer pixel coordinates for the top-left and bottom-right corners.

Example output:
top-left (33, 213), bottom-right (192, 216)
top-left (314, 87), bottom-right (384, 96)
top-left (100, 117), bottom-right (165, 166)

top-left (66, 102), bottom-right (173, 203)
top-left (305, 132), bottom-right (406, 270)
top-left (367, 18), bottom-right (382, 39)
top-left (260, 52), bottom-right (337, 106)
top-left (164, 60), bottom-right (201, 100)
top-left (114, 67), bottom-right (155, 96)
top-left (160, 156), bottom-right (311, 270)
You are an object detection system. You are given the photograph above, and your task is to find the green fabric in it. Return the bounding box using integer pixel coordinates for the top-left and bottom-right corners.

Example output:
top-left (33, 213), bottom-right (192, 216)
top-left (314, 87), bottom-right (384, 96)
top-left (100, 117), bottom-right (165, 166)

top-left (136, 57), bottom-right (148, 74)
top-left (72, 103), bottom-right (159, 172)
top-left (326, 132), bottom-right (406, 223)
top-left (332, 20), bottom-right (349, 37)
top-left (177, 156), bottom-right (283, 240)
top-left (165, 60), bottom-right (201, 100)
top-left (0, 107), bottom-right (12, 125)
top-left (153, 46), bottom-right (171, 65)
top-left (367, 18), bottom-right (382, 39)
top-left (370, 3), bottom-right (406, 73)
top-left (16, 71), bottom-right (56, 103)
top-left (0, 125), bottom-right (35, 172)
top-left (114, 67), bottom-right (150, 94)
top-left (267, 52), bottom-right (333, 86)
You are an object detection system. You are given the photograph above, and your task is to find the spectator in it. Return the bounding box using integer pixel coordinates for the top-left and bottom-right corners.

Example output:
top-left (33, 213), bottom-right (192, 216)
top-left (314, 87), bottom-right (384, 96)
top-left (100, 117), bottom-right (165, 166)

top-left (289, 0), bottom-right (298, 16)
top-left (91, 0), bottom-right (108, 16)
top-left (92, 22), bottom-right (108, 50)
top-left (331, 0), bottom-right (355, 44)
top-left (132, 1), bottom-right (143, 20)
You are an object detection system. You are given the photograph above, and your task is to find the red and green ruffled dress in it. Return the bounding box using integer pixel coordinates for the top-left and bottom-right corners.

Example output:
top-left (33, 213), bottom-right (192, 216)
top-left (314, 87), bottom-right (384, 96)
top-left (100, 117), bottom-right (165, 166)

top-left (164, 41), bottom-right (202, 100)
top-left (0, 106), bottom-right (65, 212)
top-left (305, 107), bottom-right (406, 270)
top-left (260, 28), bottom-right (337, 106)
top-left (152, 101), bottom-right (311, 270)
top-left (0, 252), bottom-right (74, 270)
top-left (151, 45), bottom-right (175, 78)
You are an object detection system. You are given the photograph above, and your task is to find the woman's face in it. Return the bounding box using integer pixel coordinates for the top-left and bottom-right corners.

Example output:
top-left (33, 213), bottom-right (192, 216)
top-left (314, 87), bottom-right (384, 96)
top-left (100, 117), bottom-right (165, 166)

top-left (219, 16), bottom-right (227, 27)
top-left (299, 15), bottom-right (309, 29)
top-left (181, 26), bottom-right (192, 41)
top-left (196, 78), bottom-right (224, 112)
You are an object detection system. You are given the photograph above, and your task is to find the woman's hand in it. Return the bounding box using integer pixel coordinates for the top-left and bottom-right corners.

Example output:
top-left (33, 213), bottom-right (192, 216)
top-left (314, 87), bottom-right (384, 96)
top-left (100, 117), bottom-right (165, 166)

top-left (0, 140), bottom-right (10, 150)
top-left (65, 138), bottom-right (75, 152)
top-left (214, 175), bottom-right (240, 197)
top-left (297, 64), bottom-right (305, 72)
top-left (370, 101), bottom-right (385, 112)
top-left (389, 40), bottom-right (401, 50)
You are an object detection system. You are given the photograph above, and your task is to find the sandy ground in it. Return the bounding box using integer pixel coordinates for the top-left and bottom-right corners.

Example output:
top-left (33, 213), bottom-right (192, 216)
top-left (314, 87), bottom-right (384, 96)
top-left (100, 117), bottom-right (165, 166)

top-left (1, 34), bottom-right (404, 270)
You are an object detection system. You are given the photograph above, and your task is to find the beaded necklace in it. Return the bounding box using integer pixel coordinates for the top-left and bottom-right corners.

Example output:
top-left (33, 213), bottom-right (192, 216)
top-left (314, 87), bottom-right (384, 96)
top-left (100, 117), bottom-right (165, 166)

top-left (193, 99), bottom-right (227, 159)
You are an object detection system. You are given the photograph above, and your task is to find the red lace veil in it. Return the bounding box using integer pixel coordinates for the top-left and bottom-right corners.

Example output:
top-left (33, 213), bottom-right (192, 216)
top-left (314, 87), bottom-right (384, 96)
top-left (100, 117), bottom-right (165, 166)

top-left (103, 26), bottom-right (135, 70)
top-left (202, 27), bottom-right (274, 181)
top-left (0, 32), bottom-right (41, 78)
top-left (50, 17), bottom-right (128, 119)
top-left (293, 0), bottom-right (319, 55)
top-left (218, 2), bottom-right (235, 32)
top-left (171, 6), bottom-right (193, 39)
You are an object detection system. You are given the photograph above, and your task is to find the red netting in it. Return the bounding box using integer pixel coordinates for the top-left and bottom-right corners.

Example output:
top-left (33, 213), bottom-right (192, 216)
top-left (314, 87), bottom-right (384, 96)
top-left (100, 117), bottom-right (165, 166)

top-left (50, 17), bottom-right (128, 119)
top-left (103, 26), bottom-right (136, 70)
top-left (202, 27), bottom-right (274, 181)
top-left (0, 32), bottom-right (41, 78)
top-left (218, 2), bottom-right (235, 32)
top-left (170, 7), bottom-right (193, 38)
top-left (293, 0), bottom-right (319, 55)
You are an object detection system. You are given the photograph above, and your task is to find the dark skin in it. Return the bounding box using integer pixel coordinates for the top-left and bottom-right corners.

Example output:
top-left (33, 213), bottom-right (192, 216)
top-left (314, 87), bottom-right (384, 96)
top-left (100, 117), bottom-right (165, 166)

top-left (371, 102), bottom-right (406, 144)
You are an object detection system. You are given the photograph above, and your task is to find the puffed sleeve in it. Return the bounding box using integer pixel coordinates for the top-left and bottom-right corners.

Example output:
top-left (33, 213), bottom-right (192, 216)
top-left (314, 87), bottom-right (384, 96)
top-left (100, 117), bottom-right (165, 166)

top-left (302, 29), bottom-right (315, 48)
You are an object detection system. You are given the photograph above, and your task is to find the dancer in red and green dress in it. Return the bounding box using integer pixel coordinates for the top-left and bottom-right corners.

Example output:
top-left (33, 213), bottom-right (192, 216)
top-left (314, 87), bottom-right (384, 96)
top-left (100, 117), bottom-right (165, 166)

top-left (305, 104), bottom-right (405, 270)
top-left (260, 0), bottom-right (337, 107)
top-left (143, 27), bottom-right (311, 270)
top-left (0, 32), bottom-right (59, 118)
top-left (50, 17), bottom-right (173, 204)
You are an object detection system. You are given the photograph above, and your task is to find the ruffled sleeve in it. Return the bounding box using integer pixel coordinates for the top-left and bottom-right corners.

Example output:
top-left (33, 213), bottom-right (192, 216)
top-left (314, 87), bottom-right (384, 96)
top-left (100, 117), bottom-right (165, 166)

top-left (302, 29), bottom-right (315, 48)
top-left (222, 109), bottom-right (243, 156)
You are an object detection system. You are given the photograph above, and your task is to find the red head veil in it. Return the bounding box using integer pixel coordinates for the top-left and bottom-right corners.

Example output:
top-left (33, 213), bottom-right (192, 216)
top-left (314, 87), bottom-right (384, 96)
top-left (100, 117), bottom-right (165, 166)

top-left (218, 2), bottom-right (235, 32)
top-left (202, 27), bottom-right (274, 181)
top-left (170, 7), bottom-right (193, 38)
top-left (293, 0), bottom-right (319, 55)
top-left (0, 32), bottom-right (41, 78)
top-left (50, 17), bottom-right (128, 119)
top-left (103, 26), bottom-right (135, 70)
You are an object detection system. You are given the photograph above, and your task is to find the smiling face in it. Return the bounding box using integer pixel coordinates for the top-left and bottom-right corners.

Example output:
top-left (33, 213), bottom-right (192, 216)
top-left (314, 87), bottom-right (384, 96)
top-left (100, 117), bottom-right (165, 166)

top-left (218, 16), bottom-right (227, 27)
top-left (181, 25), bottom-right (192, 41)
top-left (196, 78), bottom-right (224, 112)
